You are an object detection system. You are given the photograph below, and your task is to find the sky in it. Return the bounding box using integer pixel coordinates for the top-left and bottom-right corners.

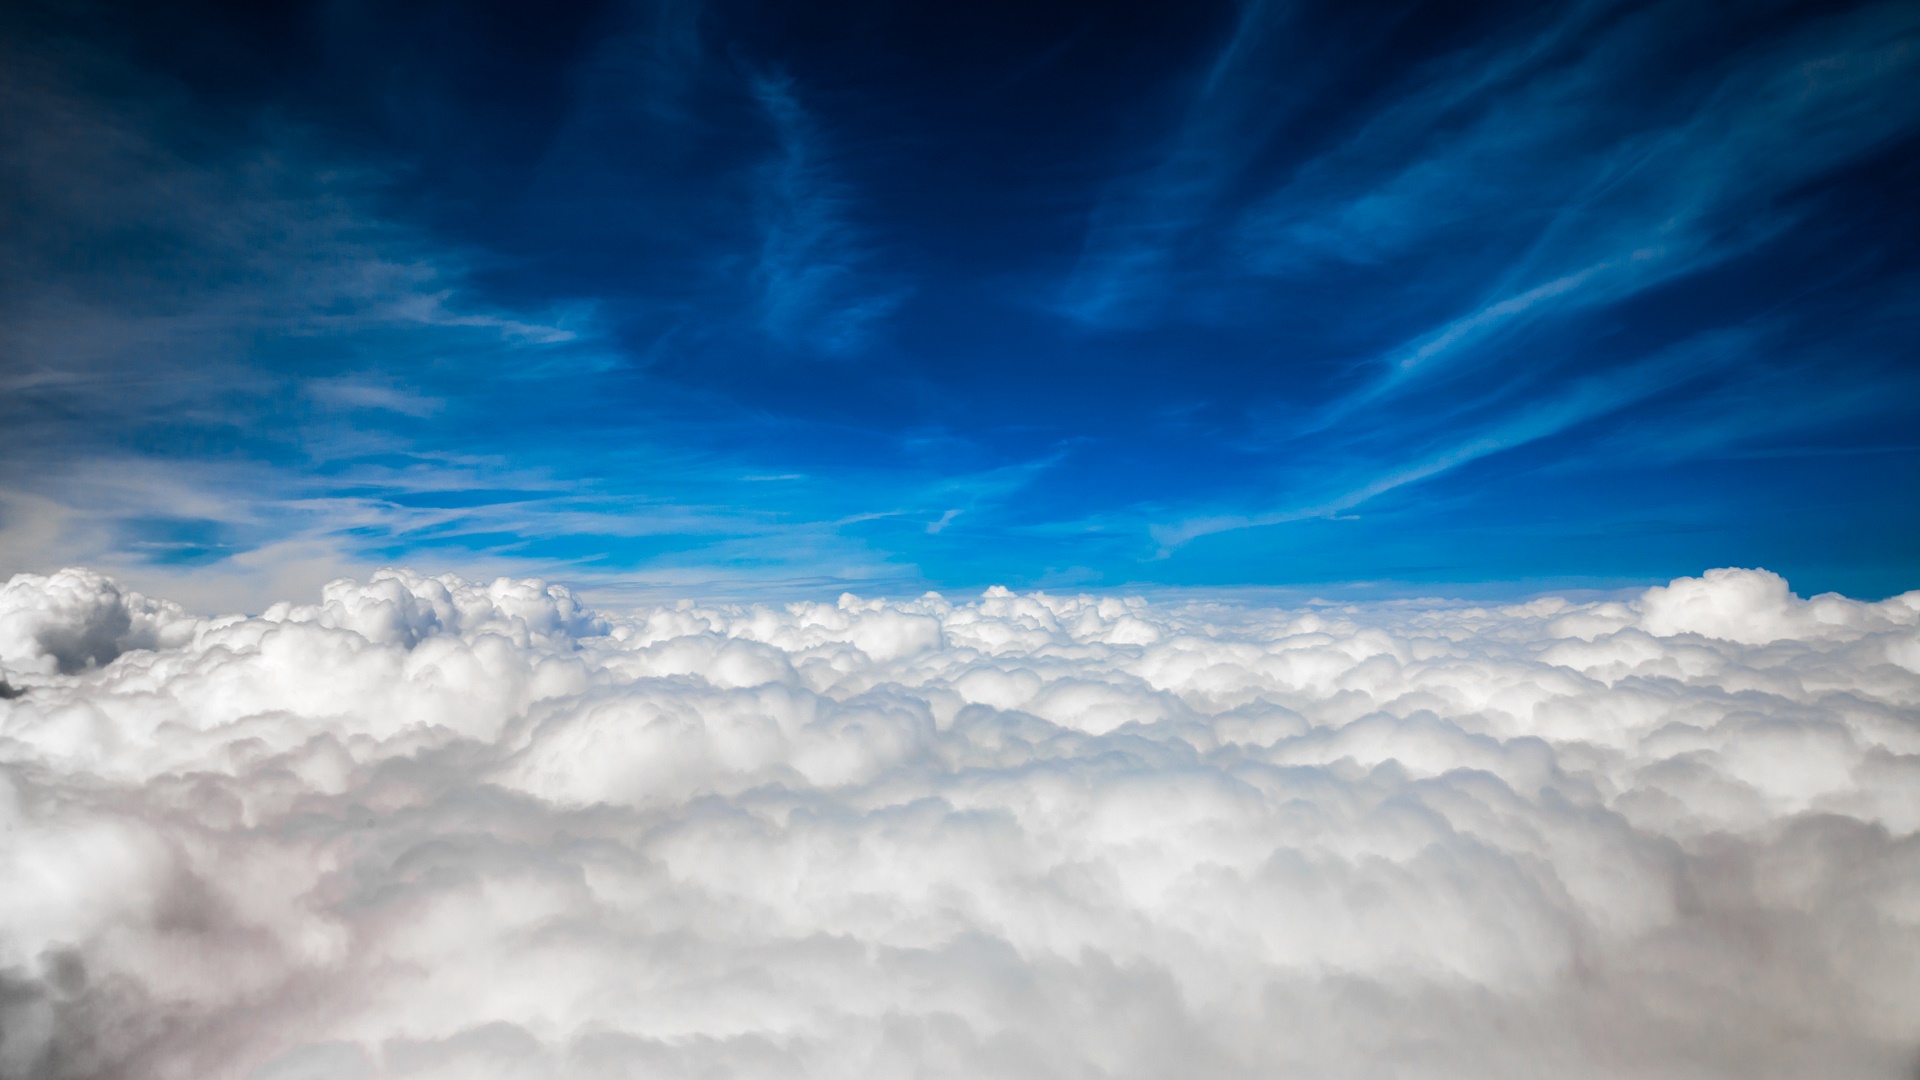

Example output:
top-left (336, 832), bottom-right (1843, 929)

top-left (5, 7), bottom-right (1920, 1071)
top-left (3, 0), bottom-right (1918, 610)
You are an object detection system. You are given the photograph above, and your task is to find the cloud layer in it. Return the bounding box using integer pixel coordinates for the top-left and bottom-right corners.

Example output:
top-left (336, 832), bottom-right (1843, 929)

top-left (2, 566), bottom-right (1918, 1077)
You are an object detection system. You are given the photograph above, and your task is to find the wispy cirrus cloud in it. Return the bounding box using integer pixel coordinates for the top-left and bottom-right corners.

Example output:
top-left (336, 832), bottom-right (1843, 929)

top-left (1152, 326), bottom-right (1760, 549)
top-left (749, 73), bottom-right (907, 355)
top-left (1057, 0), bottom-right (1295, 328)
top-left (0, 44), bottom-right (902, 609)
top-left (1278, 0), bottom-right (1920, 415)
top-left (1100, 0), bottom-right (1920, 550)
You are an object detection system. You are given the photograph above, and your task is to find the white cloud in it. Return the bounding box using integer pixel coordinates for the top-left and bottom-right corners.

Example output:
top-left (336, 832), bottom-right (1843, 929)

top-left (2, 566), bottom-right (1918, 1077)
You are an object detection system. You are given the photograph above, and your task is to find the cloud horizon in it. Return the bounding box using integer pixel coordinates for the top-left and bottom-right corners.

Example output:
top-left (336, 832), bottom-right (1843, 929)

top-left (3, 563), bottom-right (1916, 1077)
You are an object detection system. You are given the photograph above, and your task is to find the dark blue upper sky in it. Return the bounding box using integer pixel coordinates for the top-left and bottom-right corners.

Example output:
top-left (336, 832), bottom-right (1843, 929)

top-left (2, 0), bottom-right (1916, 606)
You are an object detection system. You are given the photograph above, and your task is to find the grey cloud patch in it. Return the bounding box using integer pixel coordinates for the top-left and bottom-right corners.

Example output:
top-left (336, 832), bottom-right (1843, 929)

top-left (0, 569), bottom-right (196, 676)
top-left (2, 567), bottom-right (1918, 1077)
top-left (0, 50), bottom-right (574, 442)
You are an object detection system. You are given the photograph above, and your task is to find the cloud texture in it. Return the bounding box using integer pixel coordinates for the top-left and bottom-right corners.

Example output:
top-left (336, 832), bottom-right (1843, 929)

top-left (2, 566), bottom-right (1918, 1078)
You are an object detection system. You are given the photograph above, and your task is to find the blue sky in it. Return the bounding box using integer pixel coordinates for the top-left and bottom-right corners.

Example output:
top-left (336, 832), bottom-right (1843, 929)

top-left (1, 0), bottom-right (1916, 608)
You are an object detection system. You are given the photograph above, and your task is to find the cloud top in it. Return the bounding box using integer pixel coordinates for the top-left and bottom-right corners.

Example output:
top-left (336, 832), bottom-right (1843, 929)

top-left (2, 566), bottom-right (1918, 1077)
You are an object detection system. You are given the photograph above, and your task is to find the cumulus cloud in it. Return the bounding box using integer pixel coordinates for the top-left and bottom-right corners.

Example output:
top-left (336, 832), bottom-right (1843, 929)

top-left (2, 566), bottom-right (1918, 1078)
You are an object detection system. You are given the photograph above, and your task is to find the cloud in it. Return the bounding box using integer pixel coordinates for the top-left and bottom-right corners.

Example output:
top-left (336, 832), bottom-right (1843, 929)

top-left (1059, 0), bottom-right (1920, 546)
top-left (1058, 0), bottom-right (1294, 328)
top-left (3, 565), bottom-right (1918, 1077)
top-left (1154, 327), bottom-right (1758, 548)
top-left (0, 48), bottom-right (627, 605)
top-left (750, 74), bottom-right (906, 355)
top-left (305, 378), bottom-right (446, 418)
top-left (1256, 0), bottom-right (1920, 400)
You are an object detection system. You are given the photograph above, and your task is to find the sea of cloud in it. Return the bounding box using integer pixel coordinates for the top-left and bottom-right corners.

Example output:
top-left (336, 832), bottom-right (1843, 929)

top-left (1, 565), bottom-right (1917, 1078)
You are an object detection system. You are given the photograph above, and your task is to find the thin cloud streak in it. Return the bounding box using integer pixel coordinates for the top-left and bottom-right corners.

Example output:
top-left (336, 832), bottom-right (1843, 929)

top-left (1058, 0), bottom-right (1294, 328)
top-left (751, 73), bottom-right (905, 354)
top-left (1154, 327), bottom-right (1758, 549)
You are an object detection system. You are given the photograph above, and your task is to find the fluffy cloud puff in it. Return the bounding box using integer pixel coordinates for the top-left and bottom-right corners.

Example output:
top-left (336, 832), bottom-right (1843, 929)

top-left (2, 566), bottom-right (1918, 1079)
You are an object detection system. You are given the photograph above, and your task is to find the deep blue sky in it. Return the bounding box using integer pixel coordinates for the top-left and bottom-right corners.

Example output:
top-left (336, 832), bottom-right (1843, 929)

top-left (2, 0), bottom-right (1916, 606)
